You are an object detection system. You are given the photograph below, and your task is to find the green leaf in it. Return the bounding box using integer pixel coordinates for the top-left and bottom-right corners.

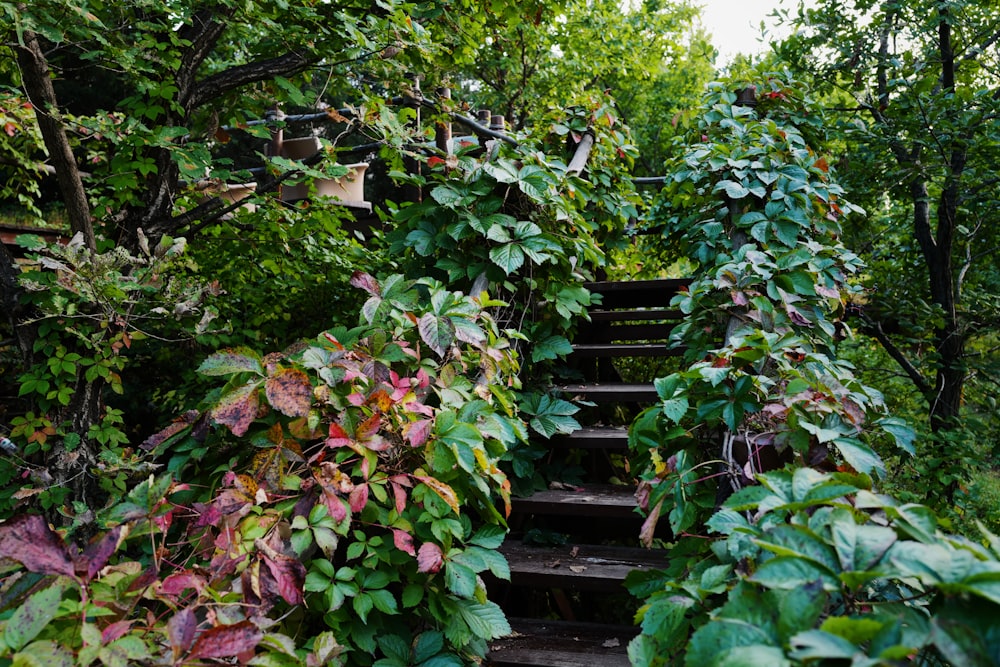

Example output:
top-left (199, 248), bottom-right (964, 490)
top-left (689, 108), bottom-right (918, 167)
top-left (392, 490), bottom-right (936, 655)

top-left (714, 645), bottom-right (791, 667)
top-left (832, 438), bottom-right (885, 477)
top-left (455, 600), bottom-right (511, 640)
top-left (197, 347), bottom-right (264, 376)
top-left (445, 561), bottom-right (477, 598)
top-left (11, 640), bottom-right (73, 667)
top-left (661, 397), bottom-right (689, 423)
top-left (489, 243), bottom-right (526, 275)
top-left (830, 519), bottom-right (896, 573)
top-left (716, 180), bottom-right (750, 199)
top-left (750, 556), bottom-right (839, 590)
top-left (531, 335), bottom-right (573, 362)
top-left (789, 630), bottom-right (860, 660)
top-left (5, 583), bottom-right (64, 651)
top-left (878, 417), bottom-right (916, 456)
top-left (419, 313), bottom-right (455, 357)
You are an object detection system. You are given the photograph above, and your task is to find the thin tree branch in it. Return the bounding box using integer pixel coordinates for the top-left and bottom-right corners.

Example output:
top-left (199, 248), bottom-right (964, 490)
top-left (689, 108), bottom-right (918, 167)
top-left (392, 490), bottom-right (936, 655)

top-left (861, 314), bottom-right (932, 396)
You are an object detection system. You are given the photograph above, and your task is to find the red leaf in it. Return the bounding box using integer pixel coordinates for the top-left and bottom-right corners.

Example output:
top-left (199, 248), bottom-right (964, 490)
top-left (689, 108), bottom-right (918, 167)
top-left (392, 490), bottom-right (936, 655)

top-left (78, 525), bottom-right (123, 581)
top-left (167, 608), bottom-right (198, 657)
top-left (416, 542), bottom-right (443, 573)
top-left (0, 515), bottom-right (75, 577)
top-left (265, 368), bottom-right (312, 417)
top-left (3, 122), bottom-right (16, 136)
top-left (101, 620), bottom-right (133, 645)
top-left (188, 621), bottom-right (262, 660)
top-left (392, 529), bottom-right (415, 556)
top-left (211, 383), bottom-right (260, 436)
top-left (355, 413), bottom-right (381, 441)
top-left (160, 571), bottom-right (206, 597)
top-left (349, 271), bottom-right (380, 296)
top-left (325, 422), bottom-right (352, 450)
top-left (427, 155), bottom-right (445, 168)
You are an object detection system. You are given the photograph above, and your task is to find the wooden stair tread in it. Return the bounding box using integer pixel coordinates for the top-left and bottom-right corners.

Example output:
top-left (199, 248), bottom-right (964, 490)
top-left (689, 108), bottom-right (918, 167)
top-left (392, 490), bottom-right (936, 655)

top-left (501, 541), bottom-right (666, 591)
top-left (512, 485), bottom-right (638, 518)
top-left (549, 426), bottom-right (628, 449)
top-left (557, 383), bottom-right (657, 403)
top-left (589, 308), bottom-right (683, 322)
top-left (571, 342), bottom-right (682, 357)
top-left (488, 619), bottom-right (634, 667)
top-left (584, 279), bottom-right (690, 310)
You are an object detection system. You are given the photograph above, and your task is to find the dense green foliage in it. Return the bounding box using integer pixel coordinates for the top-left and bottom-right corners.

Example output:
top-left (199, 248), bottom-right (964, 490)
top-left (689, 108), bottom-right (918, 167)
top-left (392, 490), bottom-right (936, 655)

top-left (773, 0), bottom-right (1000, 507)
top-left (628, 468), bottom-right (1000, 665)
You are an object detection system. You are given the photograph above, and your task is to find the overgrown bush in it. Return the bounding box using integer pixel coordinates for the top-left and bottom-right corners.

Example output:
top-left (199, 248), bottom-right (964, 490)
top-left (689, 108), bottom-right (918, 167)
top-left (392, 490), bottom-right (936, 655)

top-left (0, 274), bottom-right (520, 665)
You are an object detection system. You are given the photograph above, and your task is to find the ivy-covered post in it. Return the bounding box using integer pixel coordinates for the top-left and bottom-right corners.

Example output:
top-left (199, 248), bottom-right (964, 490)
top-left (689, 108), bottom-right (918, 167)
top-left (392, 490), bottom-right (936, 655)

top-left (630, 74), bottom-right (915, 540)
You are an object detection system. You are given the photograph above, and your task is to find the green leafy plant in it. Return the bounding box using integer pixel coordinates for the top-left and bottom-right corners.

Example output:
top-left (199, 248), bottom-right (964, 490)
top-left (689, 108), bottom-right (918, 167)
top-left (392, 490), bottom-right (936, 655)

top-left (627, 467), bottom-right (1000, 666)
top-left (631, 73), bottom-right (914, 540)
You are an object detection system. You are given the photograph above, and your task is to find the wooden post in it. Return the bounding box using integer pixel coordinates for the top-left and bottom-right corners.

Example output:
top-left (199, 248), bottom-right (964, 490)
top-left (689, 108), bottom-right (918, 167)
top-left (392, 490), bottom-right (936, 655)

top-left (435, 87), bottom-right (452, 155)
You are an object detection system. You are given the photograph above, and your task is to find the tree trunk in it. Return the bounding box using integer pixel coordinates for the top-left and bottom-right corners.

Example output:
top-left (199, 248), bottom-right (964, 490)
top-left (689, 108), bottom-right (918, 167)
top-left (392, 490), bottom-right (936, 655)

top-left (15, 27), bottom-right (96, 251)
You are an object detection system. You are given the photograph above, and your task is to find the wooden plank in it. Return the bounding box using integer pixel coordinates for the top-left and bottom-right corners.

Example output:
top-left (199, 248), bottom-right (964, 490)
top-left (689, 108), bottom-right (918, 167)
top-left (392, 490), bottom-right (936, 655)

top-left (512, 485), bottom-right (639, 519)
top-left (583, 322), bottom-right (678, 342)
top-left (557, 383), bottom-right (657, 403)
top-left (588, 308), bottom-right (683, 322)
top-left (548, 426), bottom-right (628, 450)
top-left (488, 619), bottom-right (634, 667)
top-left (571, 343), bottom-right (681, 358)
top-left (501, 541), bottom-right (667, 592)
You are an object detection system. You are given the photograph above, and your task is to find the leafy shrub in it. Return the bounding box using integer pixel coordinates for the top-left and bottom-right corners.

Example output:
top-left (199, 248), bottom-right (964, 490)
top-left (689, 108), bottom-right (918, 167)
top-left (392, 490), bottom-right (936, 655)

top-left (0, 273), bottom-right (520, 665)
top-left (627, 467), bottom-right (1000, 666)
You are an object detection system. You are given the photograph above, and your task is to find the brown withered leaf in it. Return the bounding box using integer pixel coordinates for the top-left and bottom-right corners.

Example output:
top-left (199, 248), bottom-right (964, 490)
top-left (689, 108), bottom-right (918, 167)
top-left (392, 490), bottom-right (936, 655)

top-left (265, 368), bottom-right (312, 417)
top-left (211, 383), bottom-right (260, 437)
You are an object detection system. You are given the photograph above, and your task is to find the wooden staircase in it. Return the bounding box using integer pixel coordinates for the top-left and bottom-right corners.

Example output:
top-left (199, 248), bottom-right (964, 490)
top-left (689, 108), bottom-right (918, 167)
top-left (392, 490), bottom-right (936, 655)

top-left (487, 278), bottom-right (690, 667)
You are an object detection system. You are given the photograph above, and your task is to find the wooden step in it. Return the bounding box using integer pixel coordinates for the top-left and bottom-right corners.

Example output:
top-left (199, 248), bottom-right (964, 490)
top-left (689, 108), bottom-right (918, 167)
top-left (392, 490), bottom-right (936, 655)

top-left (570, 342), bottom-right (681, 358)
top-left (512, 485), bottom-right (639, 519)
top-left (585, 279), bottom-right (690, 310)
top-left (589, 308), bottom-right (683, 322)
top-left (488, 619), bottom-right (634, 667)
top-left (549, 426), bottom-right (628, 450)
top-left (557, 383), bottom-right (657, 403)
top-left (501, 541), bottom-right (667, 592)
top-left (582, 321), bottom-right (678, 342)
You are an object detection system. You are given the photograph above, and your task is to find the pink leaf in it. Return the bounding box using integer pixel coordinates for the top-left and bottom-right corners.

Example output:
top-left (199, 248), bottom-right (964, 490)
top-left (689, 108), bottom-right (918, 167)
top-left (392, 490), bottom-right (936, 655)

top-left (349, 484), bottom-right (369, 513)
top-left (167, 608), bottom-right (198, 657)
top-left (0, 515), bottom-right (75, 577)
top-left (391, 481), bottom-right (407, 515)
top-left (392, 529), bottom-right (416, 556)
top-left (403, 419), bottom-right (432, 447)
top-left (349, 271), bottom-right (380, 296)
top-left (101, 620), bottom-right (133, 645)
top-left (416, 542), bottom-right (443, 573)
top-left (188, 621), bottom-right (263, 660)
